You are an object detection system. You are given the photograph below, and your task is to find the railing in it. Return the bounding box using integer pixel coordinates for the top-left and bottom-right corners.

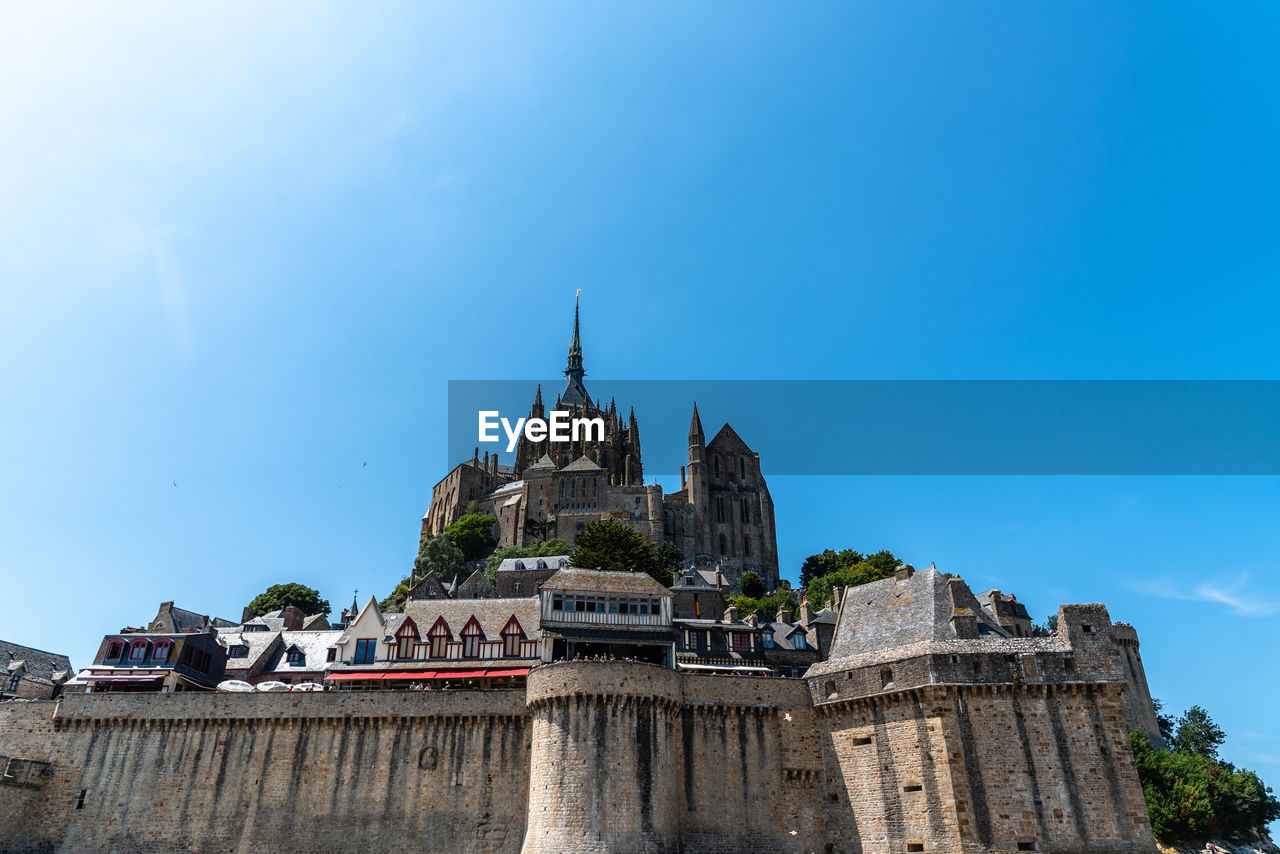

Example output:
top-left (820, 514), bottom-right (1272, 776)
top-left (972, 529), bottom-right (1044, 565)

top-left (542, 610), bottom-right (667, 628)
top-left (338, 638), bottom-right (540, 666)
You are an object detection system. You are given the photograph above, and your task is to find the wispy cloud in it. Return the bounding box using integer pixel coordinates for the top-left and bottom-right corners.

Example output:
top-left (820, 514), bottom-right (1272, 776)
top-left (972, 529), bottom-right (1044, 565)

top-left (1131, 574), bottom-right (1279, 618)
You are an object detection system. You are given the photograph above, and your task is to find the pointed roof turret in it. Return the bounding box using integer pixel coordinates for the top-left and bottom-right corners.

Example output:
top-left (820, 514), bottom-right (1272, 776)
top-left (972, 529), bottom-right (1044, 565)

top-left (689, 403), bottom-right (704, 444)
top-left (534, 384), bottom-right (543, 407)
top-left (561, 295), bottom-right (591, 407)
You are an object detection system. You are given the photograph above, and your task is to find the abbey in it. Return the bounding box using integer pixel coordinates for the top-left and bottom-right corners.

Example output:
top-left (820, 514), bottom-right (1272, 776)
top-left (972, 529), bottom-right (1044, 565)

top-left (422, 299), bottom-right (781, 590)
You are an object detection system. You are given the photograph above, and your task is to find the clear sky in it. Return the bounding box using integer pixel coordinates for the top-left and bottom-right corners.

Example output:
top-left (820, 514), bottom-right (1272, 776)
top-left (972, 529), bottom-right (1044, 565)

top-left (2, 0), bottom-right (1278, 812)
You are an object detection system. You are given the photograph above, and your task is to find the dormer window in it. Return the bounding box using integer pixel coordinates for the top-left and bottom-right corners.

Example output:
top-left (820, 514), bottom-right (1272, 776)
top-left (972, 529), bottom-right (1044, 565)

top-left (427, 617), bottom-right (452, 659)
top-left (6, 673), bottom-right (19, 692)
top-left (228, 645), bottom-right (249, 659)
top-left (128, 639), bottom-right (150, 662)
top-left (793, 632), bottom-right (807, 651)
top-left (501, 615), bottom-right (525, 657)
top-left (396, 618), bottom-right (420, 660)
top-left (151, 640), bottom-right (172, 663)
top-left (106, 639), bottom-right (125, 661)
top-left (461, 616), bottom-right (484, 658)
top-left (286, 646), bottom-right (305, 666)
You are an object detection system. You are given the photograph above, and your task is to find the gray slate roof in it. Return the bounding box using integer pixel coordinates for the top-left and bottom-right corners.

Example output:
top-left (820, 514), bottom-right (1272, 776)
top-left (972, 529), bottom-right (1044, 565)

top-left (267, 630), bottom-right (343, 673)
top-left (542, 568), bottom-right (672, 596)
top-left (389, 598), bottom-right (541, 639)
top-left (1, 639), bottom-right (73, 687)
top-left (497, 555), bottom-right (569, 573)
top-left (815, 569), bottom-right (1010, 672)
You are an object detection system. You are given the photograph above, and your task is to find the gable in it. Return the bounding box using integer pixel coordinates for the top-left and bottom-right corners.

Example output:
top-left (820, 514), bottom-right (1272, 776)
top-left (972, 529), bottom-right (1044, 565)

top-left (707, 423), bottom-right (752, 454)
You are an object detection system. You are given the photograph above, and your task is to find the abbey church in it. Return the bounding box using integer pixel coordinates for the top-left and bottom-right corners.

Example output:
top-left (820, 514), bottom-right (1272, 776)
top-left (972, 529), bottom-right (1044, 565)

top-left (421, 300), bottom-right (781, 589)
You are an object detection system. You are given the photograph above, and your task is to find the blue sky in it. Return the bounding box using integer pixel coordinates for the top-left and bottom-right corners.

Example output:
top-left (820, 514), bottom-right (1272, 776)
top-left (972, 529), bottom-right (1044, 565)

top-left (2, 0), bottom-right (1278, 809)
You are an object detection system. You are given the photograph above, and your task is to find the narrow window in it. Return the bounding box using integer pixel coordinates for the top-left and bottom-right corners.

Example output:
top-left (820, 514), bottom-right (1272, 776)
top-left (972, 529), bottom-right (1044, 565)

top-left (714, 456), bottom-right (720, 478)
top-left (739, 457), bottom-right (745, 478)
top-left (903, 784), bottom-right (923, 792)
top-left (743, 535), bottom-right (751, 557)
top-left (719, 533), bottom-right (728, 555)
top-left (7, 674), bottom-right (19, 692)
top-left (76, 789), bottom-right (87, 810)
top-left (907, 844), bottom-right (925, 853)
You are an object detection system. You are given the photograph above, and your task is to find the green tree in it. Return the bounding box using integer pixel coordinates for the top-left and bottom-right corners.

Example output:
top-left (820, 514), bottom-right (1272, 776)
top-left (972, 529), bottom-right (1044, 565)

top-left (535, 538), bottom-right (569, 557)
top-left (798, 548), bottom-right (862, 588)
top-left (567, 519), bottom-right (675, 585)
top-left (1174, 706), bottom-right (1226, 760)
top-left (1130, 725), bottom-right (1280, 844)
top-left (862, 549), bottom-right (901, 575)
top-left (247, 583), bottom-right (331, 617)
top-left (415, 533), bottom-right (464, 581)
top-left (569, 519), bottom-right (653, 573)
top-left (728, 589), bottom-right (798, 624)
top-left (526, 518), bottom-right (557, 543)
top-left (804, 561), bottom-right (899, 609)
top-left (1152, 698), bottom-right (1178, 745)
top-left (443, 513), bottom-right (497, 561)
top-left (738, 570), bottom-right (765, 599)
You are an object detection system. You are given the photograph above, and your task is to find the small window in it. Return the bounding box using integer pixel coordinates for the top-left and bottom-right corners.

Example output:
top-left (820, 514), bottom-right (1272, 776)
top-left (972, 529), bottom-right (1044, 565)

top-left (229, 645), bottom-right (249, 659)
top-left (106, 640), bottom-right (125, 661)
top-left (514, 581), bottom-right (522, 594)
top-left (823, 680), bottom-right (836, 697)
top-left (128, 641), bottom-right (149, 662)
top-left (793, 632), bottom-right (807, 650)
top-left (1064, 657), bottom-right (1076, 672)
top-left (553, 597), bottom-right (563, 610)
top-left (881, 667), bottom-right (893, 687)
top-left (327, 648), bottom-right (337, 662)
top-left (287, 647), bottom-right (305, 666)
top-left (972, 660), bottom-right (983, 675)
top-left (1017, 844), bottom-right (1036, 852)
top-left (354, 638), bottom-right (377, 664)
top-left (7, 674), bottom-right (20, 692)
top-left (903, 784), bottom-right (923, 792)
top-left (1081, 624), bottom-right (1093, 633)
top-left (152, 640), bottom-right (171, 662)
top-left (907, 844), bottom-right (925, 853)
top-left (852, 736), bottom-right (872, 746)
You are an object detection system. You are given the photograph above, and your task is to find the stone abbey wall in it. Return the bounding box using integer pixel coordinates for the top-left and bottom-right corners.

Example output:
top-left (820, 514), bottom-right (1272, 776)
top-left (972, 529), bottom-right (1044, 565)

top-left (0, 662), bottom-right (1157, 854)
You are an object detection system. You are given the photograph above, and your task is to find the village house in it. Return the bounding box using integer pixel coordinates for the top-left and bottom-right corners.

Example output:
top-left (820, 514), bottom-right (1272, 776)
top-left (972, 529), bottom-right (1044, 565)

top-left (1, 640), bottom-right (72, 700)
top-left (325, 596), bottom-right (542, 689)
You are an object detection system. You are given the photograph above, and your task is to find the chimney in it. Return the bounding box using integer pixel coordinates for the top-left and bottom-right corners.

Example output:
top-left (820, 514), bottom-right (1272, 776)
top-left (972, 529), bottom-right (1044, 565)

top-left (724, 605), bottom-right (739, 622)
top-left (282, 604), bottom-right (304, 631)
top-left (799, 598), bottom-right (813, 627)
top-left (473, 447), bottom-right (480, 464)
top-left (831, 587), bottom-right (843, 612)
top-left (483, 450), bottom-right (489, 469)
top-left (895, 564), bottom-right (915, 581)
top-left (240, 606), bottom-right (256, 625)
top-left (775, 605), bottom-right (793, 625)
top-left (680, 465), bottom-right (686, 488)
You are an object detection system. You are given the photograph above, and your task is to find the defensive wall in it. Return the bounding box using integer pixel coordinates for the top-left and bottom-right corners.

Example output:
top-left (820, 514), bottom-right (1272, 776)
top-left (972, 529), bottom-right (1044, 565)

top-left (0, 658), bottom-right (1158, 854)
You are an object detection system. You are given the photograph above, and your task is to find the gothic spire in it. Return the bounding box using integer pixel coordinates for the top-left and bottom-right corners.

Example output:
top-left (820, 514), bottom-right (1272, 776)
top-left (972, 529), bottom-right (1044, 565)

top-left (689, 402), bottom-right (704, 444)
top-left (561, 294), bottom-right (591, 407)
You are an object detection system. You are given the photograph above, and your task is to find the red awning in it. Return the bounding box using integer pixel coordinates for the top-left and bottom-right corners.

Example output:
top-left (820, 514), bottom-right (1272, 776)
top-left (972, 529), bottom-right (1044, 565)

top-left (432, 670), bottom-right (487, 679)
top-left (325, 672), bottom-right (385, 681)
top-left (381, 671), bottom-right (438, 680)
top-left (484, 668), bottom-right (531, 678)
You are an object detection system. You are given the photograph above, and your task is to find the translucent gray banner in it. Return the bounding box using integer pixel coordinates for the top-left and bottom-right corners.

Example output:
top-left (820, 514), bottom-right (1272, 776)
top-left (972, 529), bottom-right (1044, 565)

top-left (446, 380), bottom-right (1280, 475)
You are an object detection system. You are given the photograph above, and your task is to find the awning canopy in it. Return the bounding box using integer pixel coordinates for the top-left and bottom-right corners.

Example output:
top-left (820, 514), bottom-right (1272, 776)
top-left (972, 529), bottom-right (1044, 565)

top-left (326, 667), bottom-right (532, 681)
top-left (677, 663), bottom-right (772, 673)
top-left (81, 674), bottom-right (163, 683)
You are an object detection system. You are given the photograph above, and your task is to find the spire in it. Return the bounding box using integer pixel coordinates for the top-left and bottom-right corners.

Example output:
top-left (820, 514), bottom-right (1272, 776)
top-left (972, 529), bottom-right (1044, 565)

top-left (689, 402), bottom-right (704, 444)
top-left (534, 384), bottom-right (543, 407)
top-left (561, 294), bottom-right (591, 407)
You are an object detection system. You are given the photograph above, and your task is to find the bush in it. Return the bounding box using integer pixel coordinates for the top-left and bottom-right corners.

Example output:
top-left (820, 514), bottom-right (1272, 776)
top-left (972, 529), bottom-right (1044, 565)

top-left (1130, 707), bottom-right (1280, 844)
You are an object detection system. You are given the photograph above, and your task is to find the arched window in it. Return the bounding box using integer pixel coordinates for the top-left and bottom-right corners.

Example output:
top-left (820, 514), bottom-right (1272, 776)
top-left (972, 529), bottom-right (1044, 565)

top-left (128, 639), bottom-right (150, 662)
top-left (396, 618), bottom-right (420, 660)
top-left (716, 497), bottom-right (724, 522)
top-left (714, 456), bottom-right (721, 478)
top-left (151, 639), bottom-right (172, 663)
top-left (536, 558), bottom-right (547, 569)
top-left (570, 479), bottom-right (576, 498)
top-left (719, 533), bottom-right (728, 555)
top-left (741, 498), bottom-right (749, 523)
top-left (559, 480), bottom-right (565, 499)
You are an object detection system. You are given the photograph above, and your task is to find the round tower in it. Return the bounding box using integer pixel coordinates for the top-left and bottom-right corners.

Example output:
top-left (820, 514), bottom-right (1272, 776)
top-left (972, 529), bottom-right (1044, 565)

top-left (522, 662), bottom-right (683, 854)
